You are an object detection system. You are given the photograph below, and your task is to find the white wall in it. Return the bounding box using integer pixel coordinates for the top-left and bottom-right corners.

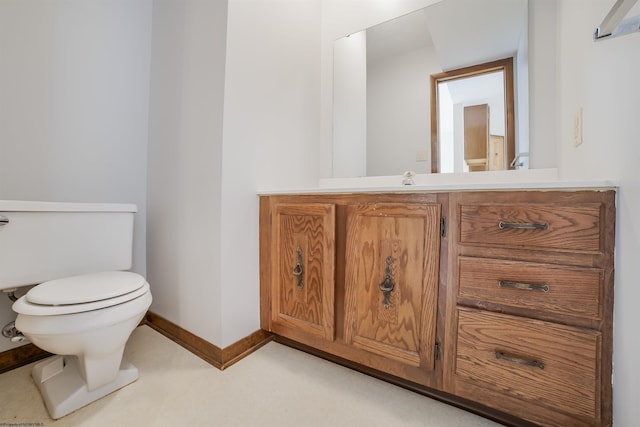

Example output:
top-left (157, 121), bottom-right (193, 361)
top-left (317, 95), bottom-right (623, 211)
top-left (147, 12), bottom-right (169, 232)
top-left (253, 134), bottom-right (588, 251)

top-left (222, 0), bottom-right (322, 346)
top-left (0, 0), bottom-right (322, 355)
top-left (367, 45), bottom-right (438, 175)
top-left (554, 1), bottom-right (640, 424)
top-left (0, 0), bottom-right (151, 353)
top-left (147, 0), bottom-right (322, 348)
top-left (333, 32), bottom-right (367, 178)
top-left (515, 11), bottom-right (530, 166)
top-left (528, 0), bottom-right (559, 169)
top-left (146, 0), bottom-right (228, 345)
top-left (230, 0), bottom-right (322, 193)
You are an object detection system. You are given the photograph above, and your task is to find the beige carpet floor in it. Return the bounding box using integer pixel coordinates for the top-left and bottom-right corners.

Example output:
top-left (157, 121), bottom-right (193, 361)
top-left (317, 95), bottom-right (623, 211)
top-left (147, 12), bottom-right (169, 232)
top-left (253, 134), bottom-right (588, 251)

top-left (0, 325), bottom-right (502, 426)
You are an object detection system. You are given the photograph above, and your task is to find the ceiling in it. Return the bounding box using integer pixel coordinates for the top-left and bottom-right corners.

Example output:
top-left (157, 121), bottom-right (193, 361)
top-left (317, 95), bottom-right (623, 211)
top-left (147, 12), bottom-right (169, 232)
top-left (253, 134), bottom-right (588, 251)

top-left (366, 0), bottom-right (528, 71)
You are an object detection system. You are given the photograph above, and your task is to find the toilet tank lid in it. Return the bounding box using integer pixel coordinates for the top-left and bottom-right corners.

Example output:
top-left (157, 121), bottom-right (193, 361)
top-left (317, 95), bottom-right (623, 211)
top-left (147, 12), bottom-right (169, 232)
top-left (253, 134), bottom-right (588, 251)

top-left (25, 271), bottom-right (146, 306)
top-left (0, 200), bottom-right (137, 213)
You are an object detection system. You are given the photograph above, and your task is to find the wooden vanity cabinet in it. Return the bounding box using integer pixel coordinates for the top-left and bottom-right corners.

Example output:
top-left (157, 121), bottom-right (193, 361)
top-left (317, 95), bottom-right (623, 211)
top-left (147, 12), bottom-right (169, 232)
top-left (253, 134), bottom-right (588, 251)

top-left (260, 189), bottom-right (615, 427)
top-left (444, 190), bottom-right (615, 427)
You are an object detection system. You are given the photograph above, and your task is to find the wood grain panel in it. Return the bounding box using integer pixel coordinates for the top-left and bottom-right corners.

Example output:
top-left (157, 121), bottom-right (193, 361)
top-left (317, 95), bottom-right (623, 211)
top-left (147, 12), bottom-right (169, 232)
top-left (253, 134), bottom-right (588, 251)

top-left (271, 203), bottom-right (335, 341)
top-left (455, 307), bottom-right (599, 421)
top-left (464, 104), bottom-right (489, 170)
top-left (488, 135), bottom-right (505, 170)
top-left (259, 197), bottom-right (272, 330)
top-left (344, 203), bottom-right (441, 370)
top-left (458, 256), bottom-right (603, 320)
top-left (460, 203), bottom-right (602, 252)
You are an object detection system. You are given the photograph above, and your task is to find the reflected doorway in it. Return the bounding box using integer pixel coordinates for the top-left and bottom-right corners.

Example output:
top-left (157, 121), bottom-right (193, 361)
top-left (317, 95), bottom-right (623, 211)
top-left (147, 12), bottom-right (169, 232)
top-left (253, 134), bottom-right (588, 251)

top-left (430, 58), bottom-right (515, 173)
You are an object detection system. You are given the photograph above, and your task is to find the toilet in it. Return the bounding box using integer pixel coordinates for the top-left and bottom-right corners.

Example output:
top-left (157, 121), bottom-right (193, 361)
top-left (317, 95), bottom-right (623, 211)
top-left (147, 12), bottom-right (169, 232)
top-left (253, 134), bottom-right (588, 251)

top-left (0, 200), bottom-right (152, 419)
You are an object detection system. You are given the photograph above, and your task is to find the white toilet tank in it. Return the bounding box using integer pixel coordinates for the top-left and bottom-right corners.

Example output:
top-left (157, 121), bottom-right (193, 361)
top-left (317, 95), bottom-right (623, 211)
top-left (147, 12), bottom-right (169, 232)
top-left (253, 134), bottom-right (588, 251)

top-left (0, 200), bottom-right (137, 291)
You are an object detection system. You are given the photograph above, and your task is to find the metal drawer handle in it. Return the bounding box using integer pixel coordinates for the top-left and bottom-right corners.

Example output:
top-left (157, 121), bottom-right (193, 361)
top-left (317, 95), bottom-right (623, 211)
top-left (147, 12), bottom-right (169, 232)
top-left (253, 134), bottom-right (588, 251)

top-left (495, 351), bottom-right (545, 370)
top-left (499, 280), bottom-right (550, 293)
top-left (498, 221), bottom-right (549, 230)
top-left (0, 215), bottom-right (8, 226)
top-left (292, 247), bottom-right (303, 289)
top-left (379, 256), bottom-right (395, 309)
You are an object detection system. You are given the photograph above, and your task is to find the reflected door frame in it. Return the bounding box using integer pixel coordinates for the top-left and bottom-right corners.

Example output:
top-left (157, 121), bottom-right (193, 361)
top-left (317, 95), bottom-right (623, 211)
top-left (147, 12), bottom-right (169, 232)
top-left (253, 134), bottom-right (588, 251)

top-left (430, 57), bottom-right (515, 173)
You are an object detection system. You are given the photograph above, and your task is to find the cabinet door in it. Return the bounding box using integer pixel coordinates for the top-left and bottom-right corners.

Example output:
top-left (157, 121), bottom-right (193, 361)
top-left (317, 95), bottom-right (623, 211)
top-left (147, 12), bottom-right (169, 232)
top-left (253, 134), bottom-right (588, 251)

top-left (271, 203), bottom-right (335, 341)
top-left (344, 203), bottom-right (441, 370)
top-left (464, 103), bottom-right (489, 171)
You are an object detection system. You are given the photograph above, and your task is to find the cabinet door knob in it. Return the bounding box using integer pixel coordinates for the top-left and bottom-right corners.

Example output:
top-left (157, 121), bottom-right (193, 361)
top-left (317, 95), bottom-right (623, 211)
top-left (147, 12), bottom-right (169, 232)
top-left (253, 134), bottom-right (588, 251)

top-left (292, 247), bottom-right (304, 289)
top-left (379, 256), bottom-right (395, 309)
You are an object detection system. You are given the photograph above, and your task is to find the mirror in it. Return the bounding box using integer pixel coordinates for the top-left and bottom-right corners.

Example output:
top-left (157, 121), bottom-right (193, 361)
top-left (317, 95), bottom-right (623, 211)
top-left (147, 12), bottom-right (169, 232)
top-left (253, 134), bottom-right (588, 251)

top-left (332, 0), bottom-right (529, 178)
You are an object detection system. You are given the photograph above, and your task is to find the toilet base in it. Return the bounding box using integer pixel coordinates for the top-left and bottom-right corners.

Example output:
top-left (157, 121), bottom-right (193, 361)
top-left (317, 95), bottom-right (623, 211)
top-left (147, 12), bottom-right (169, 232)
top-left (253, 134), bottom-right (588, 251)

top-left (32, 355), bottom-right (139, 419)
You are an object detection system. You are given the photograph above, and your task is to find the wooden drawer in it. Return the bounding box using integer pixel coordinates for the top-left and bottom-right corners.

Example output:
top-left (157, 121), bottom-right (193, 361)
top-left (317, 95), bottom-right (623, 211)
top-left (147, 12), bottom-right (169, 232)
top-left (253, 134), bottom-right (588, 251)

top-left (459, 202), bottom-right (602, 252)
top-left (458, 256), bottom-right (603, 321)
top-left (454, 307), bottom-right (600, 422)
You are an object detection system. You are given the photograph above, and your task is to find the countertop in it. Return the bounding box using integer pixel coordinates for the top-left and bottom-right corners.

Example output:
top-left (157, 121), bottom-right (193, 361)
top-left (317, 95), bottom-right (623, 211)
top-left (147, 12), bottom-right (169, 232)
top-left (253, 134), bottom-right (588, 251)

top-left (257, 169), bottom-right (618, 195)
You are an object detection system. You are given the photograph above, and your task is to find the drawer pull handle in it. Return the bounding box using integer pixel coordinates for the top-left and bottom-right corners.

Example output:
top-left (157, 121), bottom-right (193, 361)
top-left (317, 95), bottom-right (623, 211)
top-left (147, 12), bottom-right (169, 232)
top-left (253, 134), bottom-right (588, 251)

top-left (498, 221), bottom-right (549, 230)
top-left (495, 351), bottom-right (545, 370)
top-left (379, 256), bottom-right (395, 309)
top-left (499, 280), bottom-right (550, 293)
top-left (292, 247), bottom-right (304, 289)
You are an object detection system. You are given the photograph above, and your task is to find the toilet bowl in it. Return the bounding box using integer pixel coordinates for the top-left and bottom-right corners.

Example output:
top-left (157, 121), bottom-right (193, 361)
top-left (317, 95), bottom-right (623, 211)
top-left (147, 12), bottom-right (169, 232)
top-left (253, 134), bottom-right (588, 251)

top-left (12, 270), bottom-right (152, 419)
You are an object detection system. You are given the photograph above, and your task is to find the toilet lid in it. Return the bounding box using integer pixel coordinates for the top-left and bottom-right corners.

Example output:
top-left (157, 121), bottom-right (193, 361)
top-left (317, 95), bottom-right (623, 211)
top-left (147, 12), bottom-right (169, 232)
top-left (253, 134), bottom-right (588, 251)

top-left (26, 271), bottom-right (146, 306)
top-left (13, 271), bottom-right (150, 316)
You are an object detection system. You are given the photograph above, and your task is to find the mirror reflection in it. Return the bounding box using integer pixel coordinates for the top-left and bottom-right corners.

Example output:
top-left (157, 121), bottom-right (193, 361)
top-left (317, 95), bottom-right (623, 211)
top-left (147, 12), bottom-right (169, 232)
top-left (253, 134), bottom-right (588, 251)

top-left (431, 58), bottom-right (515, 173)
top-left (332, 0), bottom-right (528, 178)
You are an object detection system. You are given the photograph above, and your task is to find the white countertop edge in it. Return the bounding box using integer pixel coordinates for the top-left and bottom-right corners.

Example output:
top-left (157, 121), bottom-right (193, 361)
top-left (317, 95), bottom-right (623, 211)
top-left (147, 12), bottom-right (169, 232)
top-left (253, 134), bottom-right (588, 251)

top-left (257, 181), bottom-right (618, 195)
top-left (257, 169), bottom-right (619, 195)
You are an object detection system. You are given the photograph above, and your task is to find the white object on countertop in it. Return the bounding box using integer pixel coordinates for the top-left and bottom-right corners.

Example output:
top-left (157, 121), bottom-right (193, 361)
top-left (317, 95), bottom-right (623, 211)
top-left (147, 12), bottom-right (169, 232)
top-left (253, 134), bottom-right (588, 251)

top-left (402, 171), bottom-right (416, 185)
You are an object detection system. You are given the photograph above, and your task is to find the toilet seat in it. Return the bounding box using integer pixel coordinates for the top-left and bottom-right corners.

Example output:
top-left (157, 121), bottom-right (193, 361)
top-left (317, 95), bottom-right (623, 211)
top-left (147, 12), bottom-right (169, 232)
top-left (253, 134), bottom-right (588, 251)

top-left (12, 271), bottom-right (150, 316)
